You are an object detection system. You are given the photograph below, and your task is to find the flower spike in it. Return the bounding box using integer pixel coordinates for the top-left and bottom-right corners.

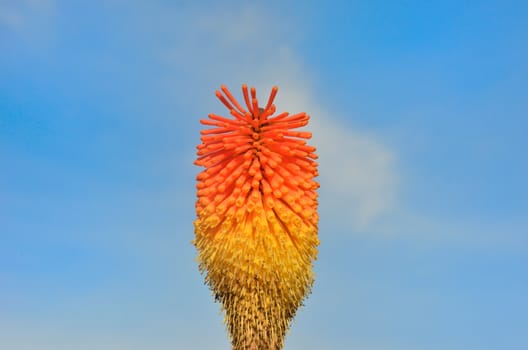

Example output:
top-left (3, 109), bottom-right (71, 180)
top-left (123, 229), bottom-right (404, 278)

top-left (194, 85), bottom-right (319, 350)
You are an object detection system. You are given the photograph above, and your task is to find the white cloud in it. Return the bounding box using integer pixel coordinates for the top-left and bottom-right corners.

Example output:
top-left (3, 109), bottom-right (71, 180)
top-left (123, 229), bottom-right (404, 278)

top-left (163, 4), bottom-right (399, 229)
top-left (312, 117), bottom-right (397, 229)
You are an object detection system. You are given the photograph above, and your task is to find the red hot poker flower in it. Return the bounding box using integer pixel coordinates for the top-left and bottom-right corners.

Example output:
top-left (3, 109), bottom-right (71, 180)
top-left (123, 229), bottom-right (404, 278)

top-left (194, 84), bottom-right (319, 350)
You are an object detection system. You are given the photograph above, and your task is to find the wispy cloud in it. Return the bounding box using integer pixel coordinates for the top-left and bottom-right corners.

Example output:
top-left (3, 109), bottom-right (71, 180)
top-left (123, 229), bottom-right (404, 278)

top-left (159, 3), bottom-right (399, 230)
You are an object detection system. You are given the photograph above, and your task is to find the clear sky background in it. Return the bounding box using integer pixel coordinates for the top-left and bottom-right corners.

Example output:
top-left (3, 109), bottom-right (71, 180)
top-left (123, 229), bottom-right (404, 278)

top-left (1, 0), bottom-right (527, 349)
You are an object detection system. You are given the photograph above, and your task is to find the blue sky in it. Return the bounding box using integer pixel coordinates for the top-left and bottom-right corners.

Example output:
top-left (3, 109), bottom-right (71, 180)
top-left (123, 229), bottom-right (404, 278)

top-left (1, 0), bottom-right (527, 349)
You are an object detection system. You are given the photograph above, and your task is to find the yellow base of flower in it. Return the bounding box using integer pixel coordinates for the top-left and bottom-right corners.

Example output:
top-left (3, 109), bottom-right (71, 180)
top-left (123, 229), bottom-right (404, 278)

top-left (194, 203), bottom-right (318, 350)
